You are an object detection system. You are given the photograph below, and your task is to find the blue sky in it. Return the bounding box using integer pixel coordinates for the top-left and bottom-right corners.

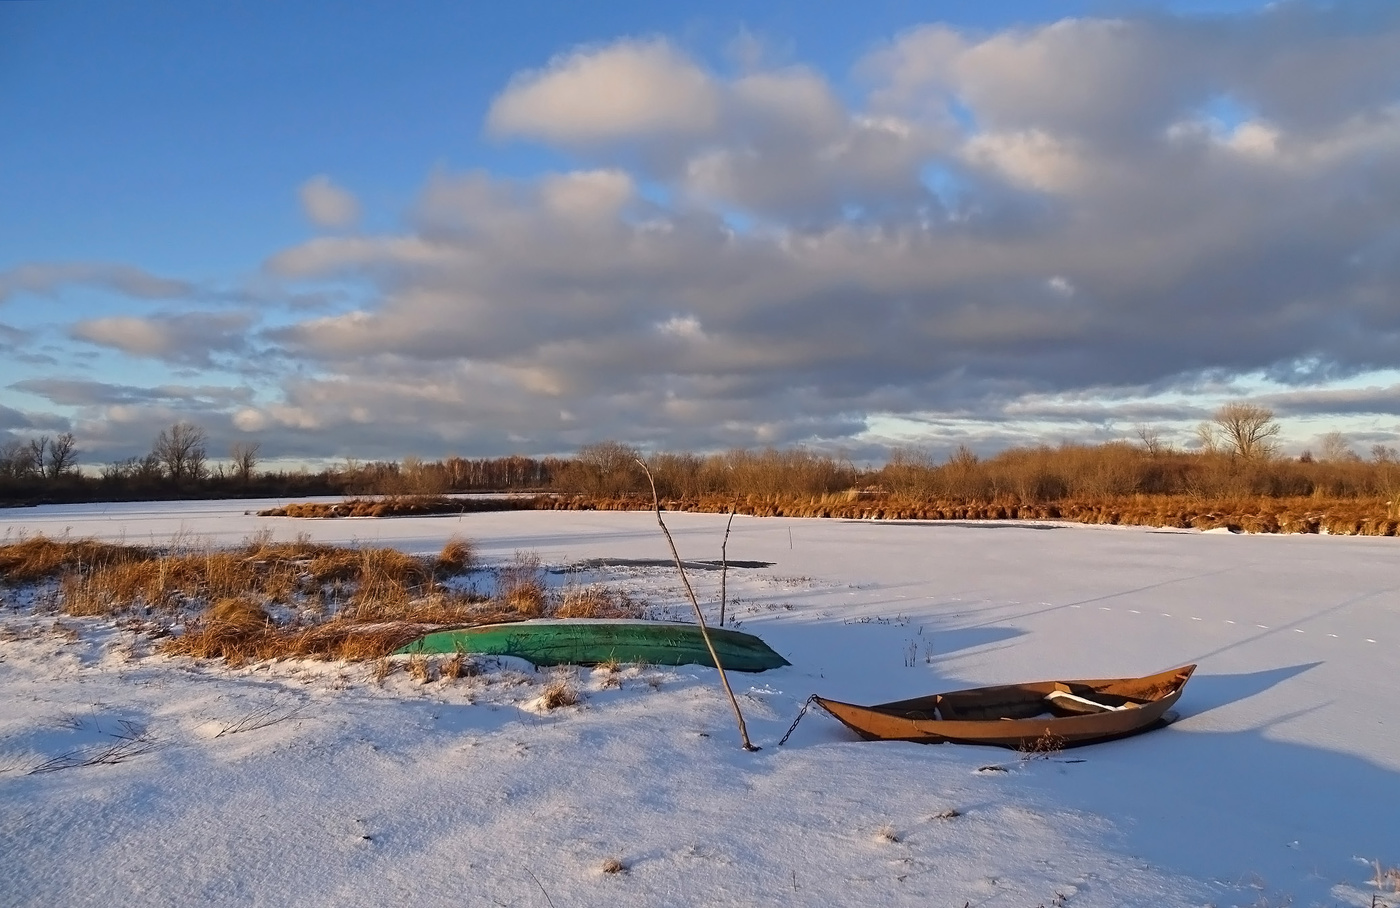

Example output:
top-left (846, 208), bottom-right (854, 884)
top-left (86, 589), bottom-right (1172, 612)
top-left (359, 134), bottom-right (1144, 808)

top-left (3, 1), bottom-right (1399, 467)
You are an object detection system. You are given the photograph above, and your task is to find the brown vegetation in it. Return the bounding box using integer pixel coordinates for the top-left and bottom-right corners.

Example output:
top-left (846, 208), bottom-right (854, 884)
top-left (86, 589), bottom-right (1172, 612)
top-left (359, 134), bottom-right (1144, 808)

top-left (0, 533), bottom-right (645, 666)
top-left (257, 440), bottom-right (1400, 536)
top-left (538, 676), bottom-right (580, 709)
top-left (0, 534), bottom-right (149, 585)
top-left (259, 489), bottom-right (1398, 536)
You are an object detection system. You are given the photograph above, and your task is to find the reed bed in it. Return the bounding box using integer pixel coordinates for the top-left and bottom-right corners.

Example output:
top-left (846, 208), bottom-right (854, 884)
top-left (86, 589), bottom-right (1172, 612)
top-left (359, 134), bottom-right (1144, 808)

top-left (0, 533), bottom-right (645, 665)
top-left (259, 492), bottom-right (1399, 536)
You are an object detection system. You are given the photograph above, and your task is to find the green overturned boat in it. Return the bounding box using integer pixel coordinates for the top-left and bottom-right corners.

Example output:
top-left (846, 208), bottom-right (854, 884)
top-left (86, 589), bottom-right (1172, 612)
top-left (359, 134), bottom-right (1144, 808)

top-left (393, 619), bottom-right (790, 672)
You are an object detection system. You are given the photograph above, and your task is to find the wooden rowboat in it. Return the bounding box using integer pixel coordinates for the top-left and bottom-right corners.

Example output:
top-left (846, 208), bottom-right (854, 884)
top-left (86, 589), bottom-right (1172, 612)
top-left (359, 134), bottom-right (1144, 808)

top-left (394, 619), bottom-right (791, 673)
top-left (812, 664), bottom-right (1196, 748)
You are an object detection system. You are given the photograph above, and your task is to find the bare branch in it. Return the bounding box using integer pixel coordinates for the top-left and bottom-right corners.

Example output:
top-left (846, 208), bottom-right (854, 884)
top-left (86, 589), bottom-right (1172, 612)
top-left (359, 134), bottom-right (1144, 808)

top-left (637, 458), bottom-right (757, 751)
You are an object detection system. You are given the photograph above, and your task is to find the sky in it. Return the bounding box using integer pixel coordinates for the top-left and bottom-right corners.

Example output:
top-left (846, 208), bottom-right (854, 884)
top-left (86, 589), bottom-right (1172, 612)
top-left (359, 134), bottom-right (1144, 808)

top-left (2, 0), bottom-right (1399, 468)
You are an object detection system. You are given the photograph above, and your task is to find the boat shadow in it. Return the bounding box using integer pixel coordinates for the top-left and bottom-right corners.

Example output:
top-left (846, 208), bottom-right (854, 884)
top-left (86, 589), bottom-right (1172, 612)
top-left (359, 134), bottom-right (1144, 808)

top-left (1178, 661), bottom-right (1322, 717)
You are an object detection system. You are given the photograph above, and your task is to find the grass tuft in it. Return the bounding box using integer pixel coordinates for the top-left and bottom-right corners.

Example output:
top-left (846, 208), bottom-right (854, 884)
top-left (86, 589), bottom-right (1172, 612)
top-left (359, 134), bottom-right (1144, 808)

top-left (1019, 730), bottom-right (1067, 762)
top-left (406, 655), bottom-right (435, 684)
top-left (436, 535), bottom-right (475, 573)
top-left (539, 678), bottom-right (580, 710)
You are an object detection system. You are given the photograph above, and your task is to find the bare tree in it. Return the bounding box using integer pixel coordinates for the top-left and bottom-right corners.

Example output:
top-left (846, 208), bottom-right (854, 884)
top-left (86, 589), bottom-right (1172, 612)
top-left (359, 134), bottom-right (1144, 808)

top-left (0, 440), bottom-right (35, 479)
top-left (577, 441), bottom-right (643, 496)
top-left (1212, 402), bottom-right (1281, 460)
top-left (45, 432), bottom-right (78, 478)
top-left (1372, 444), bottom-right (1398, 464)
top-left (1194, 422), bottom-right (1221, 455)
top-left (230, 440), bottom-right (260, 484)
top-left (1317, 431), bottom-right (1359, 463)
top-left (28, 436), bottom-right (48, 476)
top-left (153, 421), bottom-right (209, 482)
top-left (1135, 424), bottom-right (1166, 457)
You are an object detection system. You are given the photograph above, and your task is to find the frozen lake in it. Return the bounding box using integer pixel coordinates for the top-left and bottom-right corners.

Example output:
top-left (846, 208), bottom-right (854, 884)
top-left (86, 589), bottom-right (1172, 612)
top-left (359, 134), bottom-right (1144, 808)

top-left (1, 499), bottom-right (1397, 906)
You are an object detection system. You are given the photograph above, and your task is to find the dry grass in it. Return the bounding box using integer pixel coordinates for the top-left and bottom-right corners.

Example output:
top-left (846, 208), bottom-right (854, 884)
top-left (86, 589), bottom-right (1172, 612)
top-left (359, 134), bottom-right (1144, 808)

top-left (406, 655), bottom-right (434, 684)
top-left (539, 677), bottom-right (580, 710)
top-left (437, 535), bottom-right (475, 573)
top-left (601, 858), bottom-right (626, 875)
top-left (257, 496), bottom-right (550, 519)
top-left (497, 551), bottom-right (548, 617)
top-left (440, 652), bottom-right (476, 680)
top-left (255, 489), bottom-right (1400, 535)
top-left (556, 585), bottom-right (646, 619)
top-left (1019, 730), bottom-right (1067, 762)
top-left (874, 824), bottom-right (901, 843)
top-left (163, 617), bottom-right (424, 666)
top-left (0, 534), bottom-right (149, 585)
top-left (15, 531), bottom-right (486, 624)
top-left (2, 532), bottom-right (649, 668)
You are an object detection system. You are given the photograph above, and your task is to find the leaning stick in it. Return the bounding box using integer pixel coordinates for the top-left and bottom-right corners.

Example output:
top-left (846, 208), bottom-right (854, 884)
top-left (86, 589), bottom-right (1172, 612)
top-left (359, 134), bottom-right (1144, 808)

top-left (637, 460), bottom-right (758, 751)
top-left (719, 506), bottom-right (737, 628)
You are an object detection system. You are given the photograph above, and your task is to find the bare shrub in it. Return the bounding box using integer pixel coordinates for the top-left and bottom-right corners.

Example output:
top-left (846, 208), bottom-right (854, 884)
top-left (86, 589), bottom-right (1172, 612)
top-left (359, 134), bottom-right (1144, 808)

top-left (601, 858), bottom-right (626, 875)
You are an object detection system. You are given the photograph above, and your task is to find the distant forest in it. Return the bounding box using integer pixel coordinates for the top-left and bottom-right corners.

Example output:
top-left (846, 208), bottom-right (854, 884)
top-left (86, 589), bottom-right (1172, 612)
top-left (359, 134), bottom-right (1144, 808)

top-left (2, 404), bottom-right (1398, 513)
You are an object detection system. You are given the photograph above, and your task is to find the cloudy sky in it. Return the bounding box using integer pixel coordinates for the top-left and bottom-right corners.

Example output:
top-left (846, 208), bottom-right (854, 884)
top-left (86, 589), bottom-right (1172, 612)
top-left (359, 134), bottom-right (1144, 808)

top-left (3, 0), bottom-right (1399, 468)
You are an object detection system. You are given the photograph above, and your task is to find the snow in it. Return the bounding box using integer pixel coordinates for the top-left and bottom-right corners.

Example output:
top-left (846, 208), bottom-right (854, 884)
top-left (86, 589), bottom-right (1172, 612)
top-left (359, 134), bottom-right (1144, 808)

top-left (1, 500), bottom-right (1397, 907)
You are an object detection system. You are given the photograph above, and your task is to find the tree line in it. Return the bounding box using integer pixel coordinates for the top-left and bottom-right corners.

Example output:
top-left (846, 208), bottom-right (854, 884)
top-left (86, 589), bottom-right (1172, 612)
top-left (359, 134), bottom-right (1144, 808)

top-left (2, 403), bottom-right (1398, 507)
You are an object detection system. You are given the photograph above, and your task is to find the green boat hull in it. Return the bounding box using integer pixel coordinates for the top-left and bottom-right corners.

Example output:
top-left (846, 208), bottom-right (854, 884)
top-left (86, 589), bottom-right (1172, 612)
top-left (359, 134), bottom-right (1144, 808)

top-left (393, 620), bottom-right (790, 672)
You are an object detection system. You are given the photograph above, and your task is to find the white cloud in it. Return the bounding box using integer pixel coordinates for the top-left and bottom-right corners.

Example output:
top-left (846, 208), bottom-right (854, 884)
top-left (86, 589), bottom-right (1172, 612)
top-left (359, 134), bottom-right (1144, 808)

top-left (298, 175), bottom-right (361, 229)
top-left (486, 38), bottom-right (721, 145)
top-left (538, 169), bottom-right (636, 223)
top-left (22, 8), bottom-right (1400, 462)
top-left (962, 129), bottom-right (1085, 192)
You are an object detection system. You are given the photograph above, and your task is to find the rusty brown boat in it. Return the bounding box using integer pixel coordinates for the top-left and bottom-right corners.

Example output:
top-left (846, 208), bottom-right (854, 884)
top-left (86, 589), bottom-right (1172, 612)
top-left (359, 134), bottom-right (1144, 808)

top-left (812, 664), bottom-right (1196, 749)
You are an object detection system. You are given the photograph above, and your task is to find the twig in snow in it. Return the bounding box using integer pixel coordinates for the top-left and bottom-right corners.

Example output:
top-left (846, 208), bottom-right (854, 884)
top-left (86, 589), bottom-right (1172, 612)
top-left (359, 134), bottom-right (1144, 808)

top-left (524, 868), bottom-right (556, 908)
top-left (214, 703), bottom-right (306, 738)
top-left (28, 720), bottom-right (159, 774)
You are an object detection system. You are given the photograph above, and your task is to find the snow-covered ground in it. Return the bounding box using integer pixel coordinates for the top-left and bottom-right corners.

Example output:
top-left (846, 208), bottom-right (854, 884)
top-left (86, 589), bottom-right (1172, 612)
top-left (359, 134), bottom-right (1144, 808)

top-left (1, 500), bottom-right (1397, 907)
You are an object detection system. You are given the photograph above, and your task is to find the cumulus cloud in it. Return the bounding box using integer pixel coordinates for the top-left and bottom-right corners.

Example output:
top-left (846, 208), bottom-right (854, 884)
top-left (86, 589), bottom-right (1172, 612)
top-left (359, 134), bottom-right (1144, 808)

top-left (70, 311), bottom-right (256, 367)
top-left (298, 175), bottom-right (361, 229)
top-left (486, 40), bottom-right (941, 223)
top-left (242, 6), bottom-right (1400, 457)
top-left (487, 38), bottom-right (722, 144)
top-left (15, 7), bottom-right (1400, 462)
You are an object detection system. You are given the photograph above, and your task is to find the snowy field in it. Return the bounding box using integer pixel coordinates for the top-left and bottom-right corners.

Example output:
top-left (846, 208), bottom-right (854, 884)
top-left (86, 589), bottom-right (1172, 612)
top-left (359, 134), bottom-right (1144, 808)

top-left (1, 499), bottom-right (1397, 907)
